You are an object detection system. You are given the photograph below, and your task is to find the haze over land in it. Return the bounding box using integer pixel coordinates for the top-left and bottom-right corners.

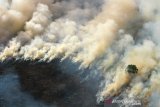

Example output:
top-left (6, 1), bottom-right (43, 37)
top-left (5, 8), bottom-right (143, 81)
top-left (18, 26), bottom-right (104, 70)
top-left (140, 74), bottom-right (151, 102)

top-left (0, 0), bottom-right (160, 106)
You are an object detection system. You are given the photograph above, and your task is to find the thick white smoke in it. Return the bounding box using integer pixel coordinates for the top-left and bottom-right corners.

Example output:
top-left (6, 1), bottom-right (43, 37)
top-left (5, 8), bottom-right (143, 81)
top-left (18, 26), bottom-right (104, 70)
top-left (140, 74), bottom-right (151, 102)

top-left (0, 0), bottom-right (53, 44)
top-left (0, 0), bottom-right (160, 106)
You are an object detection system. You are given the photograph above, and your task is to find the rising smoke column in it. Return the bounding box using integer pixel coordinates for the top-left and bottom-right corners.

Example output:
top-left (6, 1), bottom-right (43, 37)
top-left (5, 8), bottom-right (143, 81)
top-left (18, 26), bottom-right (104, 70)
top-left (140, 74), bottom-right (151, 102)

top-left (0, 0), bottom-right (38, 43)
top-left (100, 40), bottom-right (160, 103)
top-left (0, 0), bottom-right (137, 66)
top-left (0, 0), bottom-right (52, 37)
top-left (99, 0), bottom-right (160, 105)
top-left (0, 1), bottom-right (52, 60)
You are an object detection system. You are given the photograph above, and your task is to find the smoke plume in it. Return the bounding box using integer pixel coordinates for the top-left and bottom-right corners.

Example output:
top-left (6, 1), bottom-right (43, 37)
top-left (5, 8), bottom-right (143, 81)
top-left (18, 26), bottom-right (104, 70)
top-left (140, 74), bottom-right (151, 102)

top-left (0, 0), bottom-right (160, 106)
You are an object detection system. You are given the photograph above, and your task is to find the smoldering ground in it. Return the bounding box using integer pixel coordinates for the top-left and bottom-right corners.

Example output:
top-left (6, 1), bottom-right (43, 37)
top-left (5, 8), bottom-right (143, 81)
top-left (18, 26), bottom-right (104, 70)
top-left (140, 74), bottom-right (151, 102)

top-left (0, 0), bottom-right (160, 107)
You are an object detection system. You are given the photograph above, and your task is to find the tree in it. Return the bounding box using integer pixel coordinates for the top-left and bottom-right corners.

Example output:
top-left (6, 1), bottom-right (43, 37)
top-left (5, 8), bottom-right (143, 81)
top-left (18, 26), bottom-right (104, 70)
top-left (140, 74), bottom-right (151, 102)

top-left (125, 64), bottom-right (138, 74)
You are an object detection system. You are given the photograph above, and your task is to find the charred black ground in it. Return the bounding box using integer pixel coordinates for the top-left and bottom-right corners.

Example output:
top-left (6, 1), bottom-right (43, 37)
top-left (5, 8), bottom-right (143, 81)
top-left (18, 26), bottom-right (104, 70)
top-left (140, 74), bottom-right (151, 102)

top-left (0, 59), bottom-right (104, 107)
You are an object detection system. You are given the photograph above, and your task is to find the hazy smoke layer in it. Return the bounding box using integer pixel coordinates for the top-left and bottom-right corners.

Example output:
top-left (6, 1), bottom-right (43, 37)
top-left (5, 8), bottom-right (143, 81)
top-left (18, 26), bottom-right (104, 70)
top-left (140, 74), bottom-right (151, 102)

top-left (0, 0), bottom-right (160, 106)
